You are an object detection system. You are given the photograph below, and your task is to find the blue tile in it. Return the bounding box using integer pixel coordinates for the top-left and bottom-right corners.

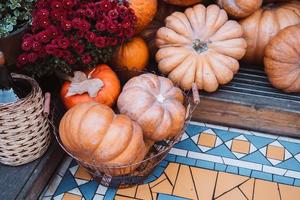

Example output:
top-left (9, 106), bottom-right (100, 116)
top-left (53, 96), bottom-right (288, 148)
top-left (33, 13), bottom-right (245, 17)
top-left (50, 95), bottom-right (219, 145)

top-left (294, 179), bottom-right (300, 187)
top-left (79, 180), bottom-right (99, 200)
top-left (186, 124), bottom-right (207, 137)
top-left (104, 188), bottom-right (117, 200)
top-left (239, 167), bottom-right (252, 177)
top-left (144, 175), bottom-right (158, 183)
top-left (165, 154), bottom-right (176, 162)
top-left (70, 159), bottom-right (77, 168)
top-left (54, 170), bottom-right (78, 196)
top-left (207, 144), bottom-right (236, 159)
top-left (278, 140), bottom-right (300, 155)
top-left (251, 170), bottom-right (273, 181)
top-left (176, 156), bottom-right (196, 166)
top-left (273, 175), bottom-right (294, 185)
top-left (241, 151), bottom-right (272, 166)
top-left (226, 166), bottom-right (238, 174)
top-left (276, 158), bottom-right (300, 172)
top-left (153, 166), bottom-right (165, 177)
top-left (196, 160), bottom-right (215, 170)
top-left (160, 160), bottom-right (169, 167)
top-left (174, 139), bottom-right (201, 152)
top-left (214, 129), bottom-right (240, 142)
top-left (244, 135), bottom-right (274, 149)
top-left (215, 163), bottom-right (227, 172)
top-left (158, 194), bottom-right (189, 200)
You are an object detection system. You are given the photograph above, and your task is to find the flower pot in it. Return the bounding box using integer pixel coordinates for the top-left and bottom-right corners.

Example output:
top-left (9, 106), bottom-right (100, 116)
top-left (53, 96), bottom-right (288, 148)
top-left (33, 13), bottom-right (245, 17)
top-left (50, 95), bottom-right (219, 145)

top-left (0, 24), bottom-right (28, 66)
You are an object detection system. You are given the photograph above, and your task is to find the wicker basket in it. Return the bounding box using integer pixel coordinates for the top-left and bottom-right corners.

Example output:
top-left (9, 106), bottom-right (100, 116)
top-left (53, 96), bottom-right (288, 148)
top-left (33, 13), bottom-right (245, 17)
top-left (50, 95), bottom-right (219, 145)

top-left (0, 73), bottom-right (51, 166)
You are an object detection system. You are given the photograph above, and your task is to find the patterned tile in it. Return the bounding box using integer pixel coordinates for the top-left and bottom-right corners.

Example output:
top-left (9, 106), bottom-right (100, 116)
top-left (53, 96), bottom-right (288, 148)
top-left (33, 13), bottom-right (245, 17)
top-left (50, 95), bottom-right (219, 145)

top-left (43, 122), bottom-right (300, 200)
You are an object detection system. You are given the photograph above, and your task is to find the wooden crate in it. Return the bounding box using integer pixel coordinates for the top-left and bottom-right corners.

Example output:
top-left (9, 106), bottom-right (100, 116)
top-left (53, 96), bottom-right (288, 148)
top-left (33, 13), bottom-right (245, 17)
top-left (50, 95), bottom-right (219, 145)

top-left (192, 64), bottom-right (300, 138)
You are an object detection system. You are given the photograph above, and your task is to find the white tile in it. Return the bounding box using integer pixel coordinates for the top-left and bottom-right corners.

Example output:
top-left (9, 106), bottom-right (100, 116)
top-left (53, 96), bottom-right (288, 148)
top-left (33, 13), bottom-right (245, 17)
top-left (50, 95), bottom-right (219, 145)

top-left (93, 194), bottom-right (104, 200)
top-left (250, 131), bottom-right (278, 139)
top-left (229, 128), bottom-right (252, 135)
top-left (41, 197), bottom-right (52, 200)
top-left (235, 135), bottom-right (248, 141)
top-left (187, 151), bottom-right (223, 163)
top-left (44, 174), bottom-right (62, 196)
top-left (268, 158), bottom-right (282, 165)
top-left (191, 135), bottom-right (199, 144)
top-left (285, 170), bottom-right (300, 179)
top-left (96, 184), bottom-right (108, 195)
top-left (75, 178), bottom-right (89, 186)
top-left (201, 129), bottom-right (216, 135)
top-left (69, 165), bottom-right (79, 176)
top-left (198, 145), bottom-right (211, 152)
top-left (259, 147), bottom-right (267, 156)
top-left (180, 132), bottom-right (189, 141)
top-left (189, 121), bottom-right (206, 127)
top-left (278, 136), bottom-right (300, 144)
top-left (270, 141), bottom-right (283, 147)
top-left (215, 137), bottom-right (223, 147)
top-left (263, 165), bottom-right (287, 176)
top-left (68, 188), bottom-right (82, 196)
top-left (53, 194), bottom-right (64, 200)
top-left (285, 149), bottom-right (292, 160)
top-left (223, 157), bottom-right (262, 171)
top-left (295, 154), bottom-right (300, 162)
top-left (232, 152), bottom-right (246, 159)
top-left (205, 123), bottom-right (229, 131)
top-left (169, 148), bottom-right (187, 157)
top-left (225, 140), bottom-right (232, 149)
top-left (58, 156), bottom-right (73, 176)
top-left (249, 144), bottom-right (257, 153)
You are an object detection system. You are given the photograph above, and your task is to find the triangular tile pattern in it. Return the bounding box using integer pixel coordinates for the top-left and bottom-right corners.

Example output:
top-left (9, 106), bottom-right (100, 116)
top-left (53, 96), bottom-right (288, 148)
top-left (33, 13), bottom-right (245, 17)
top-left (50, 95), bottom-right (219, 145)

top-left (192, 129), bottom-right (223, 152)
top-left (259, 141), bottom-right (293, 165)
top-left (225, 135), bottom-right (257, 159)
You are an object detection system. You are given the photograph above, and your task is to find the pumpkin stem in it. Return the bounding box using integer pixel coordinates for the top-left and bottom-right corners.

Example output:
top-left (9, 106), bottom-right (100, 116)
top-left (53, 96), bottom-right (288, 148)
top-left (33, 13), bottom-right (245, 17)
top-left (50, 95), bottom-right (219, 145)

top-left (193, 39), bottom-right (208, 54)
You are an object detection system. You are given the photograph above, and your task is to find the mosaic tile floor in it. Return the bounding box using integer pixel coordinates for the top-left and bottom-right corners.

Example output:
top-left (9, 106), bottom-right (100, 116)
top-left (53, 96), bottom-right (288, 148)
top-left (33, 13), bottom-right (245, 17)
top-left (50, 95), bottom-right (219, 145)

top-left (41, 121), bottom-right (300, 200)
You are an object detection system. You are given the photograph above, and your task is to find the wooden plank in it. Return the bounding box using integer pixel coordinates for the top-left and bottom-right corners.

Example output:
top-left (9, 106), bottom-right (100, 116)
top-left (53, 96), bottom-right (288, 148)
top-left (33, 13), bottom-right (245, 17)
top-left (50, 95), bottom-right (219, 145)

top-left (192, 97), bottom-right (300, 138)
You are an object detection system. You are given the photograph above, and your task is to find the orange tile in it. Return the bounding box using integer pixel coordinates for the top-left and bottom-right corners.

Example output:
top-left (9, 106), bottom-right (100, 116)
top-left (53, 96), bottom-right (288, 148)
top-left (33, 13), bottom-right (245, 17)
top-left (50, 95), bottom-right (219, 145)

top-left (62, 193), bottom-right (82, 200)
top-left (191, 167), bottom-right (218, 200)
top-left (116, 186), bottom-right (137, 198)
top-left (136, 184), bottom-right (152, 200)
top-left (198, 133), bottom-right (216, 147)
top-left (239, 178), bottom-right (255, 200)
top-left (231, 140), bottom-right (250, 154)
top-left (279, 184), bottom-right (300, 200)
top-left (164, 163), bottom-right (180, 185)
top-left (152, 192), bottom-right (157, 200)
top-left (173, 165), bottom-right (198, 200)
top-left (114, 195), bottom-right (136, 200)
top-left (151, 179), bottom-right (173, 194)
top-left (216, 187), bottom-right (247, 200)
top-left (149, 174), bottom-right (166, 188)
top-left (74, 166), bottom-right (92, 180)
top-left (267, 145), bottom-right (285, 160)
top-left (214, 172), bottom-right (249, 198)
top-left (253, 179), bottom-right (280, 200)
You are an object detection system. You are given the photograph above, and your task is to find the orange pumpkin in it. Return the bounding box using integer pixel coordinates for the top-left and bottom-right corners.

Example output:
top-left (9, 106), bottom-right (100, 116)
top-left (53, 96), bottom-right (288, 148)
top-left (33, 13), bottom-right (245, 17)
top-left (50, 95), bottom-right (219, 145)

top-left (264, 24), bottom-right (300, 93)
top-left (217, 0), bottom-right (263, 18)
top-left (156, 4), bottom-right (247, 92)
top-left (240, 1), bottom-right (300, 65)
top-left (114, 37), bottom-right (149, 71)
top-left (117, 73), bottom-right (186, 141)
top-left (59, 102), bottom-right (149, 175)
top-left (163, 0), bottom-right (202, 6)
top-left (129, 0), bottom-right (158, 33)
top-left (61, 64), bottom-right (120, 109)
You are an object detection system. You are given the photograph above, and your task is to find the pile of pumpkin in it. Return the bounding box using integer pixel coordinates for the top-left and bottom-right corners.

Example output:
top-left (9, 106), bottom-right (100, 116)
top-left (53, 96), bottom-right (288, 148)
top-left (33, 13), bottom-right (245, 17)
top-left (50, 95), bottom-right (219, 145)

top-left (58, 0), bottom-right (300, 176)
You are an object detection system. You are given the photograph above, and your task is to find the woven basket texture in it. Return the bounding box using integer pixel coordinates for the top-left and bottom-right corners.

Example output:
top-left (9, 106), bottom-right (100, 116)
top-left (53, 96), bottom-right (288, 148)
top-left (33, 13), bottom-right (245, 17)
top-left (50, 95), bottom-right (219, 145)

top-left (0, 74), bottom-right (51, 166)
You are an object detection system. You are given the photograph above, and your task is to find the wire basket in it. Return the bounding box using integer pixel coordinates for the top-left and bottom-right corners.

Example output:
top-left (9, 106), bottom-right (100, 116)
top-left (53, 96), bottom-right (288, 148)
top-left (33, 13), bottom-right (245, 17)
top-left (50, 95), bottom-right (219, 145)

top-left (52, 70), bottom-right (199, 188)
top-left (0, 74), bottom-right (51, 166)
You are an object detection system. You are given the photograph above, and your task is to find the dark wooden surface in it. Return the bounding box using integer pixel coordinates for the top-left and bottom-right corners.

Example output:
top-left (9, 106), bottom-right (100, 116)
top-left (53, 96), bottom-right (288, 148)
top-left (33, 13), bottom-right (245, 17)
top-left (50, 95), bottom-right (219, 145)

top-left (193, 64), bottom-right (300, 138)
top-left (0, 140), bottom-right (65, 200)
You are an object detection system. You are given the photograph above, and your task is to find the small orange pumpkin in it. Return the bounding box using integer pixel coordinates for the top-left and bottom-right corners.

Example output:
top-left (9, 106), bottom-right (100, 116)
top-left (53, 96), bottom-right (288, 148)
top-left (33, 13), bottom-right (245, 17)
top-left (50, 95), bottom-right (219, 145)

top-left (129, 0), bottom-right (158, 33)
top-left (60, 64), bottom-right (121, 109)
top-left (114, 37), bottom-right (149, 71)
top-left (59, 102), bottom-right (150, 175)
top-left (217, 0), bottom-right (263, 18)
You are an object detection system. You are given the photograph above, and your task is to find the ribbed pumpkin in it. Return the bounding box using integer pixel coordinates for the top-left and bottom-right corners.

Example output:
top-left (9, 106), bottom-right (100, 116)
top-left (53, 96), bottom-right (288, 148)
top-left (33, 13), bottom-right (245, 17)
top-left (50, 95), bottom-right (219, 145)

top-left (59, 102), bottom-right (149, 175)
top-left (117, 73), bottom-right (186, 141)
top-left (156, 4), bottom-right (247, 92)
top-left (163, 0), bottom-right (202, 6)
top-left (129, 0), bottom-right (157, 33)
top-left (61, 64), bottom-right (121, 109)
top-left (264, 24), bottom-right (300, 93)
top-left (140, 0), bottom-right (182, 57)
top-left (114, 37), bottom-right (149, 71)
top-left (217, 0), bottom-right (263, 18)
top-left (240, 1), bottom-right (300, 65)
